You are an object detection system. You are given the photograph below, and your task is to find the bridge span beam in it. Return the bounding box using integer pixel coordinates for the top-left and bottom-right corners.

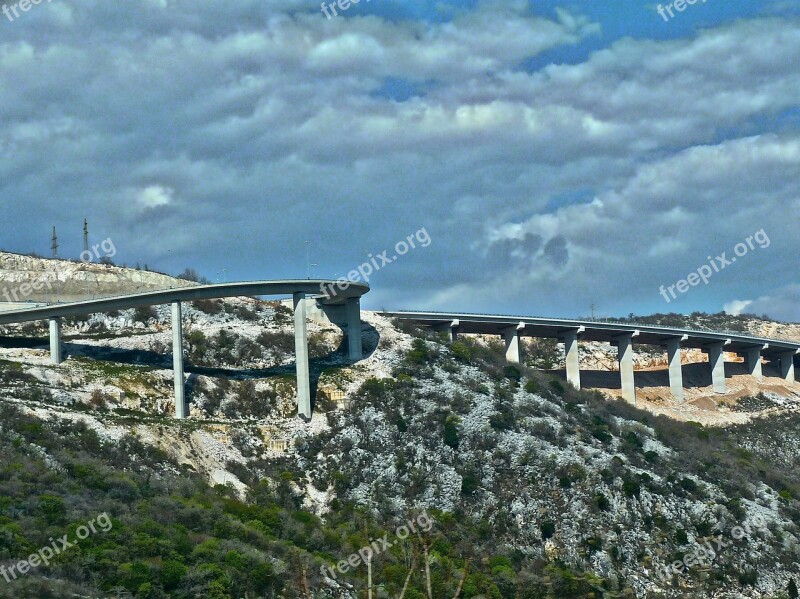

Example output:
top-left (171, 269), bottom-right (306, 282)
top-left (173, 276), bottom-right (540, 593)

top-left (704, 341), bottom-right (729, 394)
top-left (49, 318), bottom-right (63, 365)
top-left (294, 292), bottom-right (312, 420)
top-left (172, 302), bottom-right (187, 419)
top-left (664, 336), bottom-right (686, 401)
top-left (614, 331), bottom-right (638, 404)
top-left (560, 328), bottom-right (583, 389)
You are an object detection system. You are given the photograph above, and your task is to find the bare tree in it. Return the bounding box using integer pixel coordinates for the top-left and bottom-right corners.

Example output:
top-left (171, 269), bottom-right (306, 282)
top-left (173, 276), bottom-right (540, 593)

top-left (452, 559), bottom-right (470, 599)
top-left (396, 553), bottom-right (418, 599)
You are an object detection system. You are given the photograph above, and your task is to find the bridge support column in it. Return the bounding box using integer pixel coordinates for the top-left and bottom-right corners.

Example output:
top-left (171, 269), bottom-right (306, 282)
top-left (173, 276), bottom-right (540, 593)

top-left (665, 338), bottom-right (684, 401)
top-left (705, 342), bottom-right (728, 394)
top-left (743, 347), bottom-right (763, 382)
top-left (561, 330), bottom-right (581, 389)
top-left (502, 323), bottom-right (523, 364)
top-left (433, 319), bottom-right (460, 343)
top-left (172, 301), bottom-right (187, 419)
top-left (346, 297), bottom-right (362, 361)
top-left (49, 318), bottom-right (62, 365)
top-left (779, 351), bottom-right (796, 384)
top-left (294, 292), bottom-right (312, 420)
top-left (615, 332), bottom-right (637, 404)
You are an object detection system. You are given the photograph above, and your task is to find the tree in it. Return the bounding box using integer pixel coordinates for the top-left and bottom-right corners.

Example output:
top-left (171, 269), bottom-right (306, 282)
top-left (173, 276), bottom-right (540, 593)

top-left (524, 338), bottom-right (561, 370)
top-left (177, 268), bottom-right (210, 284)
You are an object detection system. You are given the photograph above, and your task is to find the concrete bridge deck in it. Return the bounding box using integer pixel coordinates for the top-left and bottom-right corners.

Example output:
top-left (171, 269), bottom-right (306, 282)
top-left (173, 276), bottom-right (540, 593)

top-left (382, 310), bottom-right (800, 403)
top-left (0, 280), bottom-right (370, 419)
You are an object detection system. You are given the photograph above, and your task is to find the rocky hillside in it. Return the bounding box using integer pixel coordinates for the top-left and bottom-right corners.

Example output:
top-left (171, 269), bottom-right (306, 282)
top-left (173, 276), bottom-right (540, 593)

top-left (0, 251), bottom-right (193, 304)
top-left (0, 294), bottom-right (800, 597)
top-left (1, 257), bottom-right (800, 597)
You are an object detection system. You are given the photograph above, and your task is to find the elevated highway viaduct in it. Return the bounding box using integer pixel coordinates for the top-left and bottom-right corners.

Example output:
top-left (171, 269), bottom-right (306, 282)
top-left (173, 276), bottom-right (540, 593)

top-left (0, 280), bottom-right (370, 419)
top-left (381, 311), bottom-right (800, 403)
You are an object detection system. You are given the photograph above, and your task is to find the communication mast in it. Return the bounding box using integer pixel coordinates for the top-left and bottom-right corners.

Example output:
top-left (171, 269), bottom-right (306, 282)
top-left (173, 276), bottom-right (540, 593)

top-left (51, 226), bottom-right (58, 258)
top-left (83, 219), bottom-right (89, 254)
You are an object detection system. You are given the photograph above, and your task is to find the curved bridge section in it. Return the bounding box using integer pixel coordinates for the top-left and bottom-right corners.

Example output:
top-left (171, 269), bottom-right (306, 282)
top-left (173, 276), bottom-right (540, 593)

top-left (0, 280), bottom-right (370, 420)
top-left (382, 311), bottom-right (800, 403)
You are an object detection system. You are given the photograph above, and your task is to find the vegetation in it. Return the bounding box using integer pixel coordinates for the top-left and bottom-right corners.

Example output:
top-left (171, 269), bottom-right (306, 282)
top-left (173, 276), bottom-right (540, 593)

top-left (1, 311), bottom-right (800, 598)
top-left (613, 310), bottom-right (774, 330)
top-left (176, 268), bottom-right (211, 284)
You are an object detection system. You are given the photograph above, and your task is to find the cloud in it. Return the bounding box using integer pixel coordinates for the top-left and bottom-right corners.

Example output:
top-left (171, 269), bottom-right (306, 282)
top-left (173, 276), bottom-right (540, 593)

top-left (724, 299), bottom-right (753, 316)
top-left (725, 285), bottom-right (800, 322)
top-left (135, 185), bottom-right (174, 209)
top-left (0, 2), bottom-right (797, 319)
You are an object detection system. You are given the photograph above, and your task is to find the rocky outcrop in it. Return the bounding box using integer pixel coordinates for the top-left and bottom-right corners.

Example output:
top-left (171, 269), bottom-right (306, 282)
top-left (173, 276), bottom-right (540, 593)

top-left (0, 252), bottom-right (193, 303)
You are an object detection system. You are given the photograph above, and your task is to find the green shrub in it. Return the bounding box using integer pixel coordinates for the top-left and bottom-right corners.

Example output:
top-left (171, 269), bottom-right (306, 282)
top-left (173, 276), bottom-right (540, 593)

top-left (622, 479), bottom-right (641, 498)
top-left (594, 493), bottom-right (610, 511)
top-left (461, 472), bottom-right (480, 495)
top-left (451, 341), bottom-right (472, 363)
top-left (675, 528), bottom-right (689, 545)
top-left (503, 365), bottom-right (521, 383)
top-left (133, 306), bottom-right (158, 324)
top-left (524, 379), bottom-right (540, 394)
top-left (444, 414), bottom-right (460, 449)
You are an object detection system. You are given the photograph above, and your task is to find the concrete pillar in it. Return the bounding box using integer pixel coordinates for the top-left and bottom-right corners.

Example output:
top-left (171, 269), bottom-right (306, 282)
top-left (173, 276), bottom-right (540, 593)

top-left (744, 347), bottom-right (763, 382)
top-left (616, 333), bottom-right (636, 404)
top-left (346, 297), bottom-right (362, 361)
top-left (779, 351), bottom-right (796, 384)
top-left (561, 330), bottom-right (581, 389)
top-left (434, 319), bottom-right (460, 343)
top-left (49, 318), bottom-right (62, 365)
top-left (294, 292), bottom-right (312, 420)
top-left (705, 342), bottom-right (727, 394)
top-left (665, 338), bottom-right (684, 401)
top-left (172, 302), bottom-right (186, 419)
top-left (502, 323), bottom-right (523, 364)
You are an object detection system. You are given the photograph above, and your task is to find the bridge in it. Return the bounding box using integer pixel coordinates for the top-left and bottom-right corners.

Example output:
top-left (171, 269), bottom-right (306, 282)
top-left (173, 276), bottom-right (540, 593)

top-left (381, 311), bottom-right (800, 403)
top-left (0, 280), bottom-right (370, 419)
top-left (1, 280), bottom-right (798, 418)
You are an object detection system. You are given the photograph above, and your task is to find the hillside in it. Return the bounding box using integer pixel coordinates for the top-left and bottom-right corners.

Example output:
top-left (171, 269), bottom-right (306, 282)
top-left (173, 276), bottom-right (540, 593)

top-left (1, 278), bottom-right (800, 597)
top-left (0, 252), bottom-right (193, 304)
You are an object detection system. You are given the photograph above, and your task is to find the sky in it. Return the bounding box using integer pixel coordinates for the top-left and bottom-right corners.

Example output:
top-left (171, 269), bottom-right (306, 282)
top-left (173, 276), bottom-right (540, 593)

top-left (1, 0), bottom-right (799, 320)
